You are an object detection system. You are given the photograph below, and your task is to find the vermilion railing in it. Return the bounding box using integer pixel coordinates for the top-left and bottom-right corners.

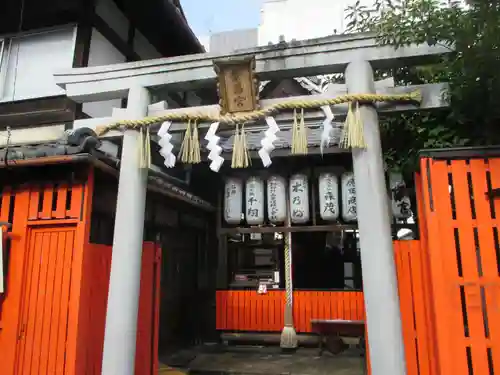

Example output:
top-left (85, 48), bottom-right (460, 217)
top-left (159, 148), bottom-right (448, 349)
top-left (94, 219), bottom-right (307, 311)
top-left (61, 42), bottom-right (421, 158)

top-left (216, 290), bottom-right (364, 333)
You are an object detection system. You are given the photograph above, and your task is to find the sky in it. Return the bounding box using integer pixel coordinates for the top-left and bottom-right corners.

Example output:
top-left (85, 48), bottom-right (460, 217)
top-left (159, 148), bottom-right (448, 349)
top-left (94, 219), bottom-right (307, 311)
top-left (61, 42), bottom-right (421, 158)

top-left (181, 0), bottom-right (262, 37)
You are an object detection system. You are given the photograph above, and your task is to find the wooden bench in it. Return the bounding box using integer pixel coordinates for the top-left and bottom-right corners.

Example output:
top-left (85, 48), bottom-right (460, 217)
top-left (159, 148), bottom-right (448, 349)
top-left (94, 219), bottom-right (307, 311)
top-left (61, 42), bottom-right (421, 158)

top-left (310, 319), bottom-right (366, 357)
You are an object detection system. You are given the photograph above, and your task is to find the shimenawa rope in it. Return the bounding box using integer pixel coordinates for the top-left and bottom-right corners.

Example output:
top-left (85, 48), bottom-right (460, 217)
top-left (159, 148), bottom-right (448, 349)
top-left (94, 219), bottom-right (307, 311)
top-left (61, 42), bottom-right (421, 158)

top-left (107, 91), bottom-right (421, 168)
top-left (96, 91), bottom-right (421, 136)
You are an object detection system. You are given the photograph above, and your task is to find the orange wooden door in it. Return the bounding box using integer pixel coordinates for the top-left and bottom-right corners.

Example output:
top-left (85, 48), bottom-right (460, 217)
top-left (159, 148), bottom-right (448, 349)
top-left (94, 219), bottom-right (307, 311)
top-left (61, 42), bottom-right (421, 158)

top-left (14, 225), bottom-right (77, 375)
top-left (421, 157), bottom-right (500, 375)
top-left (135, 242), bottom-right (161, 375)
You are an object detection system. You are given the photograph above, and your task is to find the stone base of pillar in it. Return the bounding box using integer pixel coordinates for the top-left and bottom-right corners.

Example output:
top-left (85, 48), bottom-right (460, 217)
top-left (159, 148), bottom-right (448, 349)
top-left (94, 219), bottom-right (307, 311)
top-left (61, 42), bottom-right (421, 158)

top-left (280, 325), bottom-right (298, 349)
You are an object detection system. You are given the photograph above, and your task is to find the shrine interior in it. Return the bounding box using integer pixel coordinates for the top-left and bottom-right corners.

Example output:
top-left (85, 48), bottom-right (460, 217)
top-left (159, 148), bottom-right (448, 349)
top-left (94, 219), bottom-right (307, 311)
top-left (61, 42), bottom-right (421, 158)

top-left (116, 148), bottom-right (414, 369)
top-left (227, 231), bottom-right (362, 292)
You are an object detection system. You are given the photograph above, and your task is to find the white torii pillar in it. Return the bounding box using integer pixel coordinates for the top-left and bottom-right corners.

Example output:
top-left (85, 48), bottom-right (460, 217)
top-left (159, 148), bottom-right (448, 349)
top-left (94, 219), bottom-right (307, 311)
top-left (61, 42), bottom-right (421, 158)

top-left (102, 86), bottom-right (151, 375)
top-left (345, 60), bottom-right (407, 375)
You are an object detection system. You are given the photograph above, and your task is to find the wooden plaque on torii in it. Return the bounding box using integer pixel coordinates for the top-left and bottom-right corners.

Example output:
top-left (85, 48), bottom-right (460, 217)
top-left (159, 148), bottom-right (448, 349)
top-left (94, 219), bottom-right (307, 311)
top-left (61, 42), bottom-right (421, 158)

top-left (213, 56), bottom-right (260, 115)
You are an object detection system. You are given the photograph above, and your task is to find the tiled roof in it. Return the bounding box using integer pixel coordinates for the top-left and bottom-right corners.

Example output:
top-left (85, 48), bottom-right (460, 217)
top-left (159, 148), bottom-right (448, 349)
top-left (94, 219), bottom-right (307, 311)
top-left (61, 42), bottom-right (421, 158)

top-left (0, 129), bottom-right (103, 163)
top-left (0, 128), bottom-right (213, 210)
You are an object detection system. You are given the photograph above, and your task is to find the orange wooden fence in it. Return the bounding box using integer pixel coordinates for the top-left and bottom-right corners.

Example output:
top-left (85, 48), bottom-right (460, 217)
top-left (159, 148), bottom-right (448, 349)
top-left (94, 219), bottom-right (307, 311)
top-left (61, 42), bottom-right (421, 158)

top-left (293, 291), bottom-right (365, 332)
top-left (0, 168), bottom-right (162, 375)
top-left (216, 290), bottom-right (285, 332)
top-left (0, 176), bottom-right (93, 375)
top-left (215, 290), bottom-right (365, 332)
top-left (393, 240), bottom-right (435, 375)
top-left (0, 187), bottom-right (14, 324)
top-left (419, 156), bottom-right (500, 375)
top-left (77, 242), bottom-right (161, 375)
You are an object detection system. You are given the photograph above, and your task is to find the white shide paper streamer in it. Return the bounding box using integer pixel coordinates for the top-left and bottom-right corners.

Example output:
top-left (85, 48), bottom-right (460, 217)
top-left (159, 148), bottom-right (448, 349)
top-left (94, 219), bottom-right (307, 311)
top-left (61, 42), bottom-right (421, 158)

top-left (204, 122), bottom-right (224, 172)
top-left (258, 116), bottom-right (280, 167)
top-left (158, 121), bottom-right (176, 168)
top-left (320, 105), bottom-right (334, 155)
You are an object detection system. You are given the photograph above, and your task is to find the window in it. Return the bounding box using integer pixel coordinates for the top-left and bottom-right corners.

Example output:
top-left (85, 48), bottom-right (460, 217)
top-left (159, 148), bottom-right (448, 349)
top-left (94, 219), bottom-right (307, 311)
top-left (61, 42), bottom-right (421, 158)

top-left (0, 38), bottom-right (9, 99)
top-left (0, 27), bottom-right (76, 103)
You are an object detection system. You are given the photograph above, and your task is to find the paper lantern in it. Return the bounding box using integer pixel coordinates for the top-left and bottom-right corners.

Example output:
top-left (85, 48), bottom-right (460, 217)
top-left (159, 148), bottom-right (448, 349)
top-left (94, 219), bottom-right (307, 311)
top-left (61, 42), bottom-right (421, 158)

top-left (224, 178), bottom-right (243, 224)
top-left (289, 174), bottom-right (310, 224)
top-left (318, 173), bottom-right (339, 221)
top-left (341, 172), bottom-right (357, 222)
top-left (245, 177), bottom-right (265, 225)
top-left (267, 176), bottom-right (287, 223)
top-left (389, 172), bottom-right (412, 219)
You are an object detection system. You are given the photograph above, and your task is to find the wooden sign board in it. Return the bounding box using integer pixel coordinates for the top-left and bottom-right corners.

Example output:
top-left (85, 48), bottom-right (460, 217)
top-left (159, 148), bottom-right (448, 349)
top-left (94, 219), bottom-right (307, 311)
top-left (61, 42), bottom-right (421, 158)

top-left (213, 56), bottom-right (259, 115)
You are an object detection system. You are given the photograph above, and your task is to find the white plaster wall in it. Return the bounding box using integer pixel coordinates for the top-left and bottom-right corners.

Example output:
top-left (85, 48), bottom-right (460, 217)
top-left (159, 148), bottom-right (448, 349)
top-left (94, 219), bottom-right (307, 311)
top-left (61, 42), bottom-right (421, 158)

top-left (0, 27), bottom-right (76, 102)
top-left (95, 0), bottom-right (161, 60)
top-left (259, 0), bottom-right (373, 45)
top-left (82, 29), bottom-right (126, 118)
top-left (0, 124), bottom-right (66, 146)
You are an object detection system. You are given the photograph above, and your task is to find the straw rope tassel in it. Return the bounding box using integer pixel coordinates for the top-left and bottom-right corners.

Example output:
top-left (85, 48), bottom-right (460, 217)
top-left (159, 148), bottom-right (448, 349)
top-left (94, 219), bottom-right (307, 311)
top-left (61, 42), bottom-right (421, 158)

top-left (144, 126), bottom-right (152, 169)
top-left (138, 127), bottom-right (151, 169)
top-left (341, 102), bottom-right (368, 149)
top-left (231, 124), bottom-right (251, 169)
top-left (299, 108), bottom-right (308, 154)
top-left (138, 127), bottom-right (146, 168)
top-left (180, 120), bottom-right (192, 163)
top-left (240, 125), bottom-right (250, 168)
top-left (353, 102), bottom-right (366, 148)
top-left (231, 124), bottom-right (241, 168)
top-left (190, 121), bottom-right (201, 164)
top-left (291, 109), bottom-right (298, 155)
top-left (340, 102), bottom-right (352, 149)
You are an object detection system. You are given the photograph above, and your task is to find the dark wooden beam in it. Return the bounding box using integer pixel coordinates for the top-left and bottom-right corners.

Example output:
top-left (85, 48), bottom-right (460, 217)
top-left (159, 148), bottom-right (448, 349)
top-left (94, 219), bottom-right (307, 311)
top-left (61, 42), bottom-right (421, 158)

top-left (73, 1), bottom-right (95, 119)
top-left (92, 14), bottom-right (140, 62)
top-left (0, 97), bottom-right (77, 129)
top-left (121, 22), bottom-right (136, 108)
top-left (220, 224), bottom-right (358, 235)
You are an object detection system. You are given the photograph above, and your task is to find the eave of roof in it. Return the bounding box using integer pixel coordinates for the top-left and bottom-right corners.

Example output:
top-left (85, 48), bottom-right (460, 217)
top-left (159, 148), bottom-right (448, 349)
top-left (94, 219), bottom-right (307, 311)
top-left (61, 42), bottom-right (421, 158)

top-left (116, 0), bottom-right (204, 56)
top-left (0, 130), bottom-right (213, 211)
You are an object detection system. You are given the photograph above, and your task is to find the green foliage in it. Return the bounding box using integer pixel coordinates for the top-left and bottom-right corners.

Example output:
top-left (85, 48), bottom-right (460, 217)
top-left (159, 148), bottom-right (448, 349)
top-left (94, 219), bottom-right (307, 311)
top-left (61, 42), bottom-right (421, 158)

top-left (344, 0), bottom-right (500, 179)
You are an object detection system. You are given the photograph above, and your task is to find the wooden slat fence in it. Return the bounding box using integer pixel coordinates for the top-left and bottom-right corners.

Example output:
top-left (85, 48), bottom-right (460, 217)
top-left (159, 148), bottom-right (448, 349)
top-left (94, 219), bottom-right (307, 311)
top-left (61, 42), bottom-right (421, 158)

top-left (293, 291), bottom-right (365, 333)
top-left (0, 176), bottom-right (93, 375)
top-left (215, 290), bottom-right (364, 333)
top-left (216, 290), bottom-right (285, 332)
top-left (393, 240), bottom-right (435, 375)
top-left (419, 157), bottom-right (500, 375)
top-left (78, 242), bottom-right (161, 375)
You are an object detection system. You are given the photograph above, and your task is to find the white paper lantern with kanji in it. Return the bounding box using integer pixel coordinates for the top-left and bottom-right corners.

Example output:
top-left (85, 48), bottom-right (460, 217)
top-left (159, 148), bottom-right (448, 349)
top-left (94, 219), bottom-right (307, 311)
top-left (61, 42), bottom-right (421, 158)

top-left (245, 177), bottom-right (265, 225)
top-left (318, 173), bottom-right (339, 221)
top-left (389, 172), bottom-right (412, 219)
top-left (289, 174), bottom-right (310, 224)
top-left (341, 172), bottom-right (357, 222)
top-left (267, 176), bottom-right (287, 223)
top-left (224, 178), bottom-right (243, 224)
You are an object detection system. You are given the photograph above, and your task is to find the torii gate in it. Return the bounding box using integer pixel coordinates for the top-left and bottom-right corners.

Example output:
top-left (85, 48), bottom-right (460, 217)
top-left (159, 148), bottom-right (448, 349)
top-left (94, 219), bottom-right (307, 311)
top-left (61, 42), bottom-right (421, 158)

top-left (55, 32), bottom-right (449, 375)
